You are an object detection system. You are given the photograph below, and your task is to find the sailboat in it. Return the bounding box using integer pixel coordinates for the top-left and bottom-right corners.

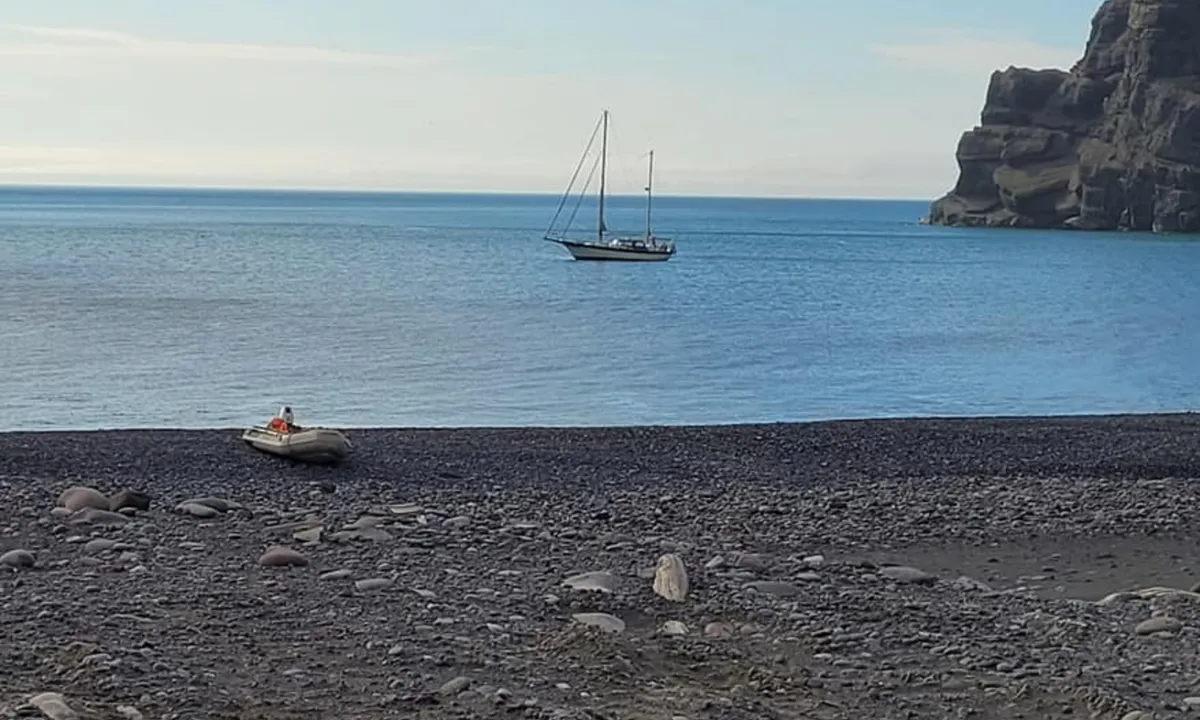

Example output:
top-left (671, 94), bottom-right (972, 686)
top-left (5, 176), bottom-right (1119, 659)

top-left (544, 110), bottom-right (676, 262)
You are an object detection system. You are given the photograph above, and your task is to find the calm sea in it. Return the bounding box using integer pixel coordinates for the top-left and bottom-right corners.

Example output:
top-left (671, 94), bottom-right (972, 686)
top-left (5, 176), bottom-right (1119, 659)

top-left (1, 185), bottom-right (1198, 431)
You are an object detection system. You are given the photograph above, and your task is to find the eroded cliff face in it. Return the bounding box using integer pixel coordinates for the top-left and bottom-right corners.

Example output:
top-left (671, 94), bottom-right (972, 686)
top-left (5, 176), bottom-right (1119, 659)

top-left (929, 0), bottom-right (1200, 232)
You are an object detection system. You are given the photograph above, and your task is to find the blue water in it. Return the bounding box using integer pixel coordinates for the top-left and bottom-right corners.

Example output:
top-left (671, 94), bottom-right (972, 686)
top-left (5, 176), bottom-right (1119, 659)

top-left (1, 185), bottom-right (1198, 431)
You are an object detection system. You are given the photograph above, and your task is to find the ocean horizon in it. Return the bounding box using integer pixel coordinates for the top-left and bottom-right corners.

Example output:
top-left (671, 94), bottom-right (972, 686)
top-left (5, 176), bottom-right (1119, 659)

top-left (0, 182), bottom-right (934, 203)
top-left (2, 184), bottom-right (1199, 432)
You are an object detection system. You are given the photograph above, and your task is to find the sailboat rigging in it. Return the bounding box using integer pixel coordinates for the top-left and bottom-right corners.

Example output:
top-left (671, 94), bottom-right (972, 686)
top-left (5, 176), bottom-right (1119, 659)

top-left (544, 110), bottom-right (676, 262)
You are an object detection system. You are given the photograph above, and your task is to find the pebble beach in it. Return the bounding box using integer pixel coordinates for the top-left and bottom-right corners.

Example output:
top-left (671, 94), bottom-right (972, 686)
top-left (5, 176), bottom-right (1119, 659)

top-left (3, 413), bottom-right (1200, 719)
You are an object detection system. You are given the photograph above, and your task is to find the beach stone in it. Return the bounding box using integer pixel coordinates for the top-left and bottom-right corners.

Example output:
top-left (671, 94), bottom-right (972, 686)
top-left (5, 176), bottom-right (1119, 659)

top-left (181, 497), bottom-right (243, 513)
top-left (28, 692), bottom-right (79, 720)
top-left (390, 503), bottom-right (423, 517)
top-left (1135, 616), bottom-right (1182, 636)
top-left (443, 515), bottom-right (471, 530)
top-left (115, 706), bottom-right (145, 720)
top-left (731, 552), bottom-right (769, 570)
top-left (879, 566), bottom-right (933, 584)
top-left (175, 502), bottom-right (222, 519)
top-left (439, 675), bottom-right (472, 696)
top-left (109, 488), bottom-right (151, 512)
top-left (293, 526), bottom-right (323, 544)
top-left (571, 613), bottom-right (625, 633)
top-left (330, 527), bottom-right (392, 543)
top-left (745, 581), bottom-right (800, 597)
top-left (563, 570), bottom-right (616, 593)
top-left (704, 621), bottom-right (735, 639)
top-left (652, 553), bottom-right (689, 602)
top-left (803, 554), bottom-right (825, 568)
top-left (0, 548), bottom-right (35, 568)
top-left (355, 577), bottom-right (394, 591)
top-left (661, 620), bottom-right (688, 636)
top-left (258, 546), bottom-right (309, 568)
top-left (343, 515), bottom-right (386, 530)
top-left (952, 575), bottom-right (993, 592)
top-left (1096, 591), bottom-right (1137, 607)
top-left (57, 486), bottom-right (110, 512)
top-left (319, 569), bottom-right (352, 581)
top-left (67, 508), bottom-right (128, 526)
top-left (265, 518), bottom-right (322, 534)
top-left (1120, 712), bottom-right (1154, 720)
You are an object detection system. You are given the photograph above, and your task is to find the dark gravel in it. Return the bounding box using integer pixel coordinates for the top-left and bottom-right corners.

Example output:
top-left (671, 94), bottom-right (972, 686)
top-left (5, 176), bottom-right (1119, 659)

top-left (2, 413), bottom-right (1200, 719)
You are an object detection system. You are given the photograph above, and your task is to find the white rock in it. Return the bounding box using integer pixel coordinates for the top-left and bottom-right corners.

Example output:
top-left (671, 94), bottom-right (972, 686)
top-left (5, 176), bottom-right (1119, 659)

top-left (562, 570), bottom-right (616, 593)
top-left (57, 486), bottom-right (110, 513)
top-left (652, 553), bottom-right (689, 602)
top-left (67, 508), bottom-right (128, 526)
top-left (1135, 616), bottom-right (1182, 636)
top-left (571, 612), bottom-right (625, 633)
top-left (292, 526), bottom-right (323, 544)
top-left (952, 575), bottom-right (993, 592)
top-left (29, 692), bottom-right (78, 720)
top-left (355, 577), bottom-right (394, 591)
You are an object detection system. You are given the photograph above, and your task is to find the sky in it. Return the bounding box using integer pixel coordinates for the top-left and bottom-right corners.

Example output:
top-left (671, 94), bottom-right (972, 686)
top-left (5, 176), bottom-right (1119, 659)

top-left (0, 0), bottom-right (1104, 199)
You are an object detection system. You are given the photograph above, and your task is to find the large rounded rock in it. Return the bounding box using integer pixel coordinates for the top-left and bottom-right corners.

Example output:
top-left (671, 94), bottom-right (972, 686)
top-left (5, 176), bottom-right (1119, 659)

top-left (57, 486), bottom-right (110, 512)
top-left (258, 545), bottom-right (309, 568)
top-left (652, 553), bottom-right (689, 602)
top-left (28, 692), bottom-right (78, 720)
top-left (1135, 615), bottom-right (1183, 636)
top-left (0, 549), bottom-right (35, 569)
top-left (571, 613), bottom-right (625, 633)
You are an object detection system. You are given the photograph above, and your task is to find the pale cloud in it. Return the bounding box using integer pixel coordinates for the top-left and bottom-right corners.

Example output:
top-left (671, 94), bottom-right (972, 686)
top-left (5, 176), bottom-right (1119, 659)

top-left (0, 23), bottom-right (464, 68)
top-left (0, 23), bottom-right (981, 197)
top-left (871, 30), bottom-right (1080, 75)
top-left (0, 145), bottom-right (104, 172)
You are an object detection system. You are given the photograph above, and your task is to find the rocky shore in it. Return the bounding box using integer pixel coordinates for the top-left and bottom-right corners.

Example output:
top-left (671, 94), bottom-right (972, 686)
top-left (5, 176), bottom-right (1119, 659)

top-left (2, 414), bottom-right (1200, 719)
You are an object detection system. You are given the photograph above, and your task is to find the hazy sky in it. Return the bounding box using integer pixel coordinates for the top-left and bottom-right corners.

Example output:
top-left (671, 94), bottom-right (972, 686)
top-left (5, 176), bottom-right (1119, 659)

top-left (0, 1), bottom-right (1101, 198)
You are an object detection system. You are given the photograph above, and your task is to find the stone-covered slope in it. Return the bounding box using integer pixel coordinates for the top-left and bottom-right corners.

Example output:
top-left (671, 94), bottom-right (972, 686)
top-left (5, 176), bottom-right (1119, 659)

top-left (928, 0), bottom-right (1200, 232)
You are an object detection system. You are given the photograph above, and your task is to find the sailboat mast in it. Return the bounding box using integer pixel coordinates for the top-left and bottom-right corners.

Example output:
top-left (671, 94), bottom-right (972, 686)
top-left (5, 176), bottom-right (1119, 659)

top-left (644, 150), bottom-right (654, 240)
top-left (597, 110), bottom-right (608, 242)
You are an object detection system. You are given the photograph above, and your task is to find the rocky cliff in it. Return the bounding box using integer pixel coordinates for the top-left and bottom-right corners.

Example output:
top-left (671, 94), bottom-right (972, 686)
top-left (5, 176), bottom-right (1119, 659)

top-left (928, 0), bottom-right (1200, 232)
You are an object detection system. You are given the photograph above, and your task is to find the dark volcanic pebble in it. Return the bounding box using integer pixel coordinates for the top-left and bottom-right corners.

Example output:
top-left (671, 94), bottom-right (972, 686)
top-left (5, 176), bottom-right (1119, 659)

top-left (0, 414), bottom-right (1199, 719)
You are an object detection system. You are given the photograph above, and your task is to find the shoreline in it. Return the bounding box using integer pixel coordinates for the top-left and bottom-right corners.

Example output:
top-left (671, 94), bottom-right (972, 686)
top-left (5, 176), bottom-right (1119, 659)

top-left (3, 411), bottom-right (1200, 717)
top-left (3, 408), bottom-right (1196, 433)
